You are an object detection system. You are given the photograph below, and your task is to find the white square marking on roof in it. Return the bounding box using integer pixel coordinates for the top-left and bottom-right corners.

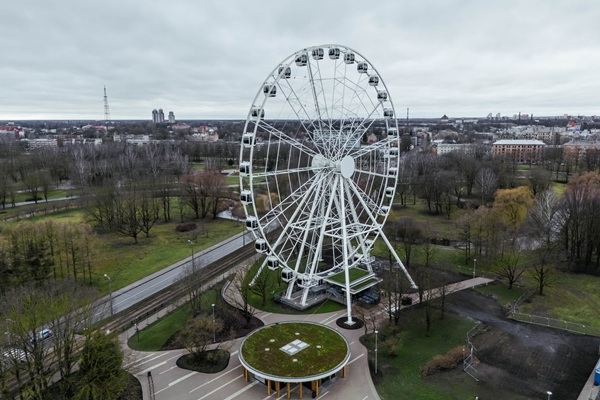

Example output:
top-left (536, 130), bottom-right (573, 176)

top-left (279, 339), bottom-right (310, 355)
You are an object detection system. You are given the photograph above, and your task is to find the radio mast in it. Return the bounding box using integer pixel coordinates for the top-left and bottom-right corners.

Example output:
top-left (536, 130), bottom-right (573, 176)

top-left (103, 86), bottom-right (111, 123)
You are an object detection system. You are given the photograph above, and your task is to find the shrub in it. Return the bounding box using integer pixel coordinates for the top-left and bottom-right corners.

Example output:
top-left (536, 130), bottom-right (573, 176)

top-left (175, 222), bottom-right (197, 232)
top-left (420, 345), bottom-right (466, 376)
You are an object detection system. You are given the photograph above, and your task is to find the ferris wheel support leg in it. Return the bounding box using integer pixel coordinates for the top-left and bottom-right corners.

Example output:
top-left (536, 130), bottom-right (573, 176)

top-left (249, 258), bottom-right (268, 287)
top-left (378, 227), bottom-right (418, 290)
top-left (339, 178), bottom-right (354, 325)
top-left (301, 287), bottom-right (310, 306)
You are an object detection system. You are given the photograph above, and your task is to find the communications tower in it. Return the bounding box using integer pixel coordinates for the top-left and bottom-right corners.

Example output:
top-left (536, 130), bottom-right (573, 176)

top-left (103, 86), bottom-right (111, 123)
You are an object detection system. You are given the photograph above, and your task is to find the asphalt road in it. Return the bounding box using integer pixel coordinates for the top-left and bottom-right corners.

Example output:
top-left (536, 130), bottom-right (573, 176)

top-left (94, 230), bottom-right (254, 321)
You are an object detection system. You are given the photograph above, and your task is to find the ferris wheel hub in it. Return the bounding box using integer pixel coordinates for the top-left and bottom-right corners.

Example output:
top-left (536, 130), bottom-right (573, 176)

top-left (339, 155), bottom-right (355, 178)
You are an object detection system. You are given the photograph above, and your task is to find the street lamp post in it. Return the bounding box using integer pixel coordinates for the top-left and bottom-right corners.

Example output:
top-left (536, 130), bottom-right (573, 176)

top-left (547, 391), bottom-right (552, 400)
top-left (473, 258), bottom-right (477, 278)
top-left (104, 274), bottom-right (113, 316)
top-left (374, 330), bottom-right (379, 375)
top-left (5, 318), bottom-right (13, 345)
top-left (212, 303), bottom-right (216, 343)
top-left (188, 240), bottom-right (195, 269)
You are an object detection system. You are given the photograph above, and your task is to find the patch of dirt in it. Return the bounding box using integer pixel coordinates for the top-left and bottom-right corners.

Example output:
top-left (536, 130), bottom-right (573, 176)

top-left (447, 289), bottom-right (599, 400)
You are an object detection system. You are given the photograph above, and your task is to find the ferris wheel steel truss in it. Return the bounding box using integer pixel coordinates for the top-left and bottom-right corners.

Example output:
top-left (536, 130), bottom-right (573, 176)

top-left (239, 44), bottom-right (416, 324)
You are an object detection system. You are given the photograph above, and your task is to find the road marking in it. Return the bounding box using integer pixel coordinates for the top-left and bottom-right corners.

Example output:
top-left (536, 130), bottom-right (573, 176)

top-left (155, 371), bottom-right (198, 394)
top-left (319, 315), bottom-right (338, 325)
top-left (318, 390), bottom-right (330, 398)
top-left (169, 371), bottom-right (198, 386)
top-left (349, 353), bottom-right (365, 365)
top-left (197, 375), bottom-right (243, 400)
top-left (124, 352), bottom-right (156, 368)
top-left (361, 396), bottom-right (368, 400)
top-left (159, 366), bottom-right (177, 374)
top-left (189, 367), bottom-right (238, 393)
top-left (136, 353), bottom-right (167, 365)
top-left (140, 361), bottom-right (166, 374)
top-left (230, 350), bottom-right (238, 357)
top-left (222, 380), bottom-right (258, 400)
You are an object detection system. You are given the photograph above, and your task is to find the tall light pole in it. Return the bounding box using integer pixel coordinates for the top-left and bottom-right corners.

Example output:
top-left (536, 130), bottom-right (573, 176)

top-left (104, 274), bottom-right (113, 316)
top-left (212, 303), bottom-right (216, 343)
top-left (188, 240), bottom-right (195, 269)
top-left (473, 258), bottom-right (477, 278)
top-left (546, 391), bottom-right (552, 400)
top-left (5, 318), bottom-right (13, 345)
top-left (374, 330), bottom-right (379, 375)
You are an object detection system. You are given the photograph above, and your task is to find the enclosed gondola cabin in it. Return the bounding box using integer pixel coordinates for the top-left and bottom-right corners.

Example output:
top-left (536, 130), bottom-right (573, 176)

top-left (266, 256), bottom-right (279, 270)
top-left (328, 47), bottom-right (340, 59)
top-left (242, 133), bottom-right (254, 148)
top-left (312, 48), bottom-right (324, 60)
top-left (245, 216), bottom-right (258, 230)
top-left (295, 53), bottom-right (308, 66)
top-left (368, 75), bottom-right (379, 86)
top-left (240, 190), bottom-right (253, 204)
top-left (388, 147), bottom-right (399, 157)
top-left (281, 267), bottom-right (294, 282)
top-left (379, 205), bottom-right (390, 215)
top-left (357, 62), bottom-right (368, 73)
top-left (385, 186), bottom-right (395, 197)
top-left (383, 108), bottom-right (394, 119)
top-left (388, 167), bottom-right (398, 176)
top-left (277, 65), bottom-right (291, 79)
top-left (377, 91), bottom-right (388, 102)
top-left (344, 52), bottom-right (355, 64)
top-left (263, 84), bottom-right (276, 97)
top-left (255, 239), bottom-right (268, 253)
top-left (387, 127), bottom-right (398, 138)
top-left (251, 107), bottom-right (264, 119)
top-left (239, 161), bottom-right (251, 176)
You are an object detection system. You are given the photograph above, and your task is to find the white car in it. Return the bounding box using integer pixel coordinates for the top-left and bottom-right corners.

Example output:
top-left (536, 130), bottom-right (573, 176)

top-left (30, 328), bottom-right (53, 343)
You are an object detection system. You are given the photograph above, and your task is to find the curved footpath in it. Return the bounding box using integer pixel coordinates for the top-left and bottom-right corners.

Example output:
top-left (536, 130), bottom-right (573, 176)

top-left (120, 269), bottom-right (494, 400)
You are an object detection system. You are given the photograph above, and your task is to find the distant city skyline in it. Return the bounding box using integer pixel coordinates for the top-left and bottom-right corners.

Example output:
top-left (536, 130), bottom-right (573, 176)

top-left (1, 1), bottom-right (599, 120)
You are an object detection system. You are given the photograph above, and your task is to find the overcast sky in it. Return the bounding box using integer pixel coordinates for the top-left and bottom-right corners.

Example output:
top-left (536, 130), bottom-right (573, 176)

top-left (1, 0), bottom-right (598, 121)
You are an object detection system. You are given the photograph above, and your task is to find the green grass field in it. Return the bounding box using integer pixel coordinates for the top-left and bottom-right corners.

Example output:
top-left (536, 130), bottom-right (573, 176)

top-left (128, 289), bottom-right (219, 351)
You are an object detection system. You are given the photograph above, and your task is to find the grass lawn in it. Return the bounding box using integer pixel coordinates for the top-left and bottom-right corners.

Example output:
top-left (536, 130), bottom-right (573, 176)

top-left (128, 289), bottom-right (218, 351)
top-left (5, 208), bottom-right (245, 294)
top-left (244, 259), bottom-right (344, 314)
top-left (326, 267), bottom-right (370, 284)
top-left (518, 269), bottom-right (600, 335)
top-left (240, 322), bottom-right (348, 378)
top-left (364, 310), bottom-right (480, 400)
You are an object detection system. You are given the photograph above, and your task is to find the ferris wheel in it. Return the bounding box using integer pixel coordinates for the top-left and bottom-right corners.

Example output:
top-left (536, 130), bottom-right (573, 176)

top-left (239, 44), bottom-right (416, 324)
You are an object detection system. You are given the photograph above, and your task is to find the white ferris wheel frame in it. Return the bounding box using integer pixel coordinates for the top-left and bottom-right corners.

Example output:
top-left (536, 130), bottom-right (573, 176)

top-left (239, 44), bottom-right (416, 324)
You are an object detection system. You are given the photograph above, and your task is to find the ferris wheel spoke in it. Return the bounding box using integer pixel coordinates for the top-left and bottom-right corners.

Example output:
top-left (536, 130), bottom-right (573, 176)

top-left (256, 120), bottom-right (318, 157)
top-left (277, 77), bottom-right (324, 138)
top-left (346, 179), bottom-right (387, 227)
top-left (252, 165), bottom-right (322, 179)
top-left (351, 138), bottom-right (393, 159)
top-left (353, 167), bottom-right (390, 180)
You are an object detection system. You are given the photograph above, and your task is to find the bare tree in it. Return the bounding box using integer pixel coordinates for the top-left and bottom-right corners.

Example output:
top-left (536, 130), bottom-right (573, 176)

top-left (475, 167), bottom-right (498, 204)
top-left (232, 266), bottom-right (256, 323)
top-left (250, 267), bottom-right (273, 306)
top-left (178, 316), bottom-right (223, 361)
top-left (181, 256), bottom-right (205, 317)
top-left (495, 248), bottom-right (525, 289)
top-left (529, 250), bottom-right (556, 295)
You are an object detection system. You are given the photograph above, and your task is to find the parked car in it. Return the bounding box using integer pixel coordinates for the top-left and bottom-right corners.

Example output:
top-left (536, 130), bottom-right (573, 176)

top-left (30, 328), bottom-right (53, 343)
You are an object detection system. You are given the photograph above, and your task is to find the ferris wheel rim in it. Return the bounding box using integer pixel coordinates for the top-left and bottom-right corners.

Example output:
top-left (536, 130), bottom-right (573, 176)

top-left (240, 44), bottom-right (401, 272)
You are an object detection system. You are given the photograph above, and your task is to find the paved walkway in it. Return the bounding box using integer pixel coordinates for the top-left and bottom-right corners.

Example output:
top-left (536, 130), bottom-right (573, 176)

top-left (577, 365), bottom-right (600, 400)
top-left (120, 271), bottom-right (494, 400)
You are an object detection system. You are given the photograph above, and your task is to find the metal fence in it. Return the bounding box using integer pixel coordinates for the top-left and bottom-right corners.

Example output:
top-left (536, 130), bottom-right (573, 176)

top-left (510, 312), bottom-right (600, 336)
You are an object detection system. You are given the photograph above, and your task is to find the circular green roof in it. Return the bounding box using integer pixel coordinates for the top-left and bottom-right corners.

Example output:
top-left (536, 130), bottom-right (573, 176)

top-left (239, 321), bottom-right (350, 383)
